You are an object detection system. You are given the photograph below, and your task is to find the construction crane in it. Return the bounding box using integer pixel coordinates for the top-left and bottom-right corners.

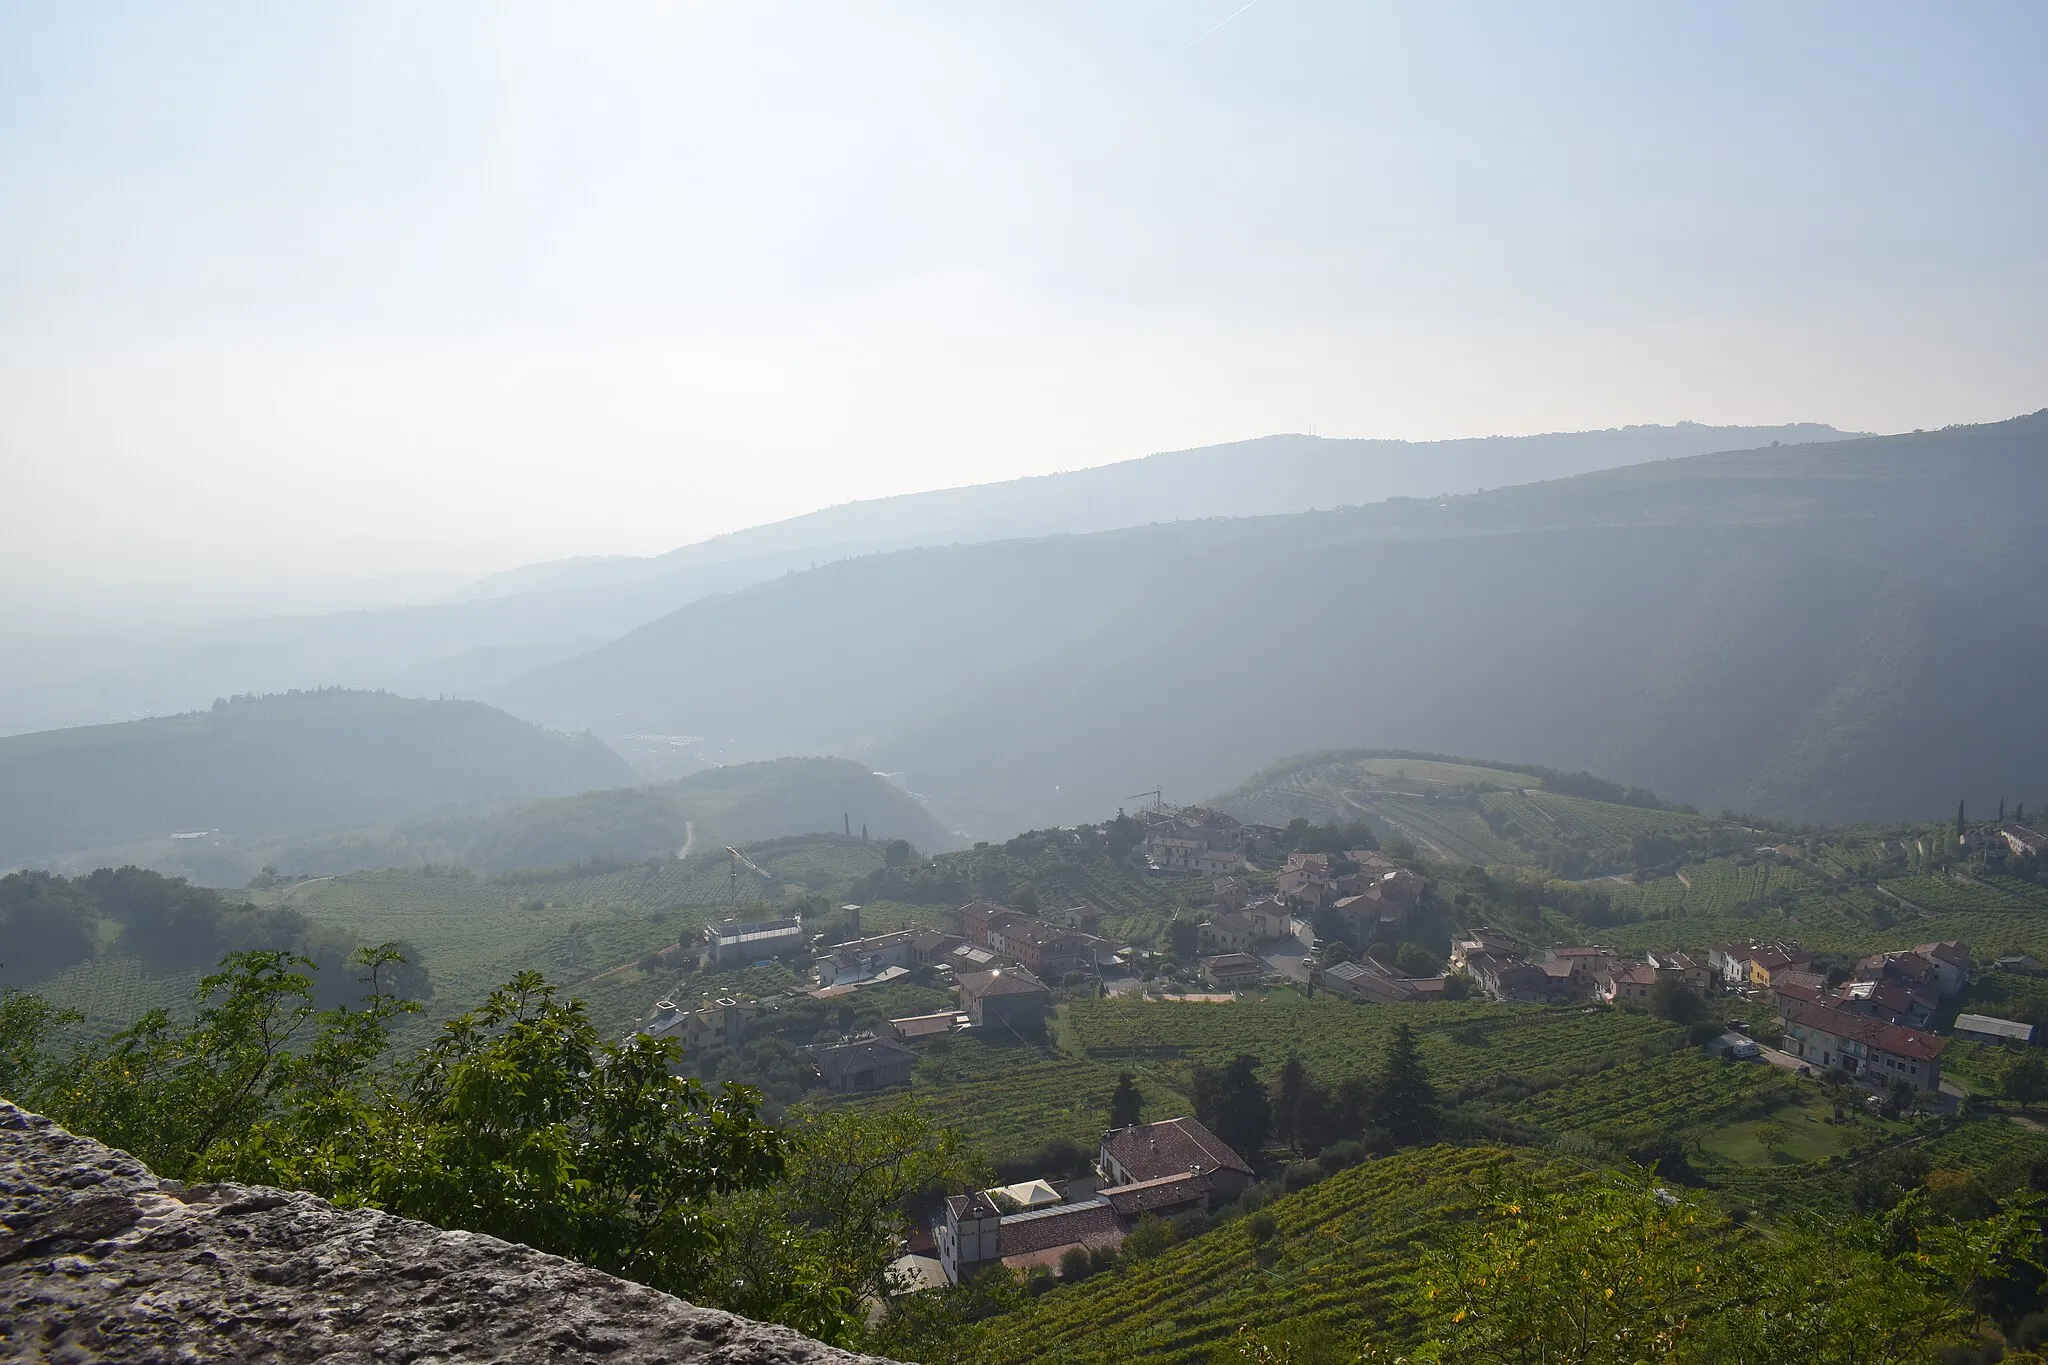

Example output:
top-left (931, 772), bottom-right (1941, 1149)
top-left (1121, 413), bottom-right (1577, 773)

top-left (725, 845), bottom-right (776, 908)
top-left (1124, 789), bottom-right (1164, 813)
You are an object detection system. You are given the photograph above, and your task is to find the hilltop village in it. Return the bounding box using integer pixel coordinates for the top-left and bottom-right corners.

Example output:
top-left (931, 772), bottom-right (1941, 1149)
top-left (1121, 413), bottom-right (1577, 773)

top-left (624, 803), bottom-right (2048, 1289)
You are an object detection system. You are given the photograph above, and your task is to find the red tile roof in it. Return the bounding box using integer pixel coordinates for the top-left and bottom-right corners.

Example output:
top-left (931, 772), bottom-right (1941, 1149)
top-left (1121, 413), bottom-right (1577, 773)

top-left (1782, 997), bottom-right (1949, 1063)
top-left (996, 1201), bottom-right (1123, 1258)
top-left (1101, 1116), bottom-right (1251, 1183)
top-left (1100, 1172), bottom-right (1213, 1216)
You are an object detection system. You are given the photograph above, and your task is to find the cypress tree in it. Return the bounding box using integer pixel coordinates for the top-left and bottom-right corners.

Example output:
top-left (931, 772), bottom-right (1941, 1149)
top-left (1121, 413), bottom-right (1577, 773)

top-left (1375, 1023), bottom-right (1440, 1148)
top-left (1108, 1072), bottom-right (1143, 1129)
top-left (1197, 1054), bottom-right (1271, 1163)
top-left (1272, 1054), bottom-right (1309, 1152)
top-left (1958, 800), bottom-right (1967, 842)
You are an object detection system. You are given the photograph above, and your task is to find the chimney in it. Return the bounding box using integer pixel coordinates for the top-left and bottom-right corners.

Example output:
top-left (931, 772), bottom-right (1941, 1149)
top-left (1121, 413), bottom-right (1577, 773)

top-left (845, 904), bottom-right (862, 937)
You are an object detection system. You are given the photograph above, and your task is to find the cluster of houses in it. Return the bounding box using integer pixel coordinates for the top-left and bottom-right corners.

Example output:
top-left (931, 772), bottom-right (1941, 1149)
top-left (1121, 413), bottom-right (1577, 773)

top-left (1447, 931), bottom-right (1654, 1005)
top-left (1139, 806), bottom-right (1255, 875)
top-left (933, 1116), bottom-right (1253, 1284)
top-left (1438, 931), bottom-right (2006, 1095)
top-left (1759, 941), bottom-right (1973, 1094)
top-left (1276, 850), bottom-right (1428, 943)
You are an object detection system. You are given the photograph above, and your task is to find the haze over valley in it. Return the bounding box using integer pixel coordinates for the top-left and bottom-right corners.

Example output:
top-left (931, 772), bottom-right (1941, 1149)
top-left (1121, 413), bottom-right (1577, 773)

top-left (8, 5), bottom-right (2048, 1361)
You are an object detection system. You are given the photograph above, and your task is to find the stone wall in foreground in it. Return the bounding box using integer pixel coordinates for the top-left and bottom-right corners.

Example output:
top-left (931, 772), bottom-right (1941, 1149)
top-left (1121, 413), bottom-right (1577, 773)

top-left (0, 1099), bottom-right (895, 1364)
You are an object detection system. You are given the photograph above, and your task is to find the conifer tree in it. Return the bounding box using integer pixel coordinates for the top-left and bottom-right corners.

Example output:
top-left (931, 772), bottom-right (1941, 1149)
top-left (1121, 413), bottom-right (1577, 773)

top-left (1272, 1054), bottom-right (1310, 1151)
top-left (1108, 1072), bottom-right (1143, 1129)
top-left (1375, 1023), bottom-right (1440, 1148)
top-left (1194, 1053), bottom-right (1270, 1163)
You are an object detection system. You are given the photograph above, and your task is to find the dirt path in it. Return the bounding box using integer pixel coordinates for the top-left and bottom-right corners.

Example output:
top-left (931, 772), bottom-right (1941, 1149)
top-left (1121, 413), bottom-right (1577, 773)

top-left (677, 820), bottom-right (696, 860)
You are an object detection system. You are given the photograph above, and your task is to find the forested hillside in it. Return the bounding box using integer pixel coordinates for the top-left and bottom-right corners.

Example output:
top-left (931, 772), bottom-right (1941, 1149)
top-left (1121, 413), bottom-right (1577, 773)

top-left (0, 423), bottom-right (1847, 738)
top-left (0, 690), bottom-right (630, 866)
top-left (498, 413), bottom-right (2048, 833)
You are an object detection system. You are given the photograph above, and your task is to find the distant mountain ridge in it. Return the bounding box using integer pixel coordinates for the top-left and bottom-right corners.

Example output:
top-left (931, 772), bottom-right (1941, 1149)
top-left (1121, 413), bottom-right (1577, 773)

top-left (0, 690), bottom-right (631, 868)
top-left (458, 421), bottom-right (1856, 601)
top-left (0, 422), bottom-right (1853, 738)
top-left (495, 412), bottom-right (2048, 833)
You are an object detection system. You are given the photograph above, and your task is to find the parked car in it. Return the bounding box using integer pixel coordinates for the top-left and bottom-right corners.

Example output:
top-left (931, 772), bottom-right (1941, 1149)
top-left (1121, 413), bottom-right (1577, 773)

top-left (1713, 1033), bottom-right (1761, 1061)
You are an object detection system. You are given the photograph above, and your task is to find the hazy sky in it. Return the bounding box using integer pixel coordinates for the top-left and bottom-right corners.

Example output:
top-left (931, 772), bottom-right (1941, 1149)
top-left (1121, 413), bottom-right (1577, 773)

top-left (4, 1), bottom-right (2044, 609)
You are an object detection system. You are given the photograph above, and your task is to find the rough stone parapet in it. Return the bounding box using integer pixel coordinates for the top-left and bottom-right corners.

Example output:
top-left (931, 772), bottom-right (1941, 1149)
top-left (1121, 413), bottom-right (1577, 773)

top-left (0, 1098), bottom-right (895, 1364)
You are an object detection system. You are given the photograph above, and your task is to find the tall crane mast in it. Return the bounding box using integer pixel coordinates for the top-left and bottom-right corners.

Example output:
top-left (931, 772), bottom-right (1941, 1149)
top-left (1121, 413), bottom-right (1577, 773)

top-left (725, 845), bottom-right (776, 908)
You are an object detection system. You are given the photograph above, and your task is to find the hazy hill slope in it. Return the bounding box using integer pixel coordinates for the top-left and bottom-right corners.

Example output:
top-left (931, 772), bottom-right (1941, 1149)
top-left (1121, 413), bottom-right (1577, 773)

top-left (1, 423), bottom-right (1843, 740)
top-left (465, 421), bottom-right (1852, 598)
top-left (0, 690), bottom-right (631, 864)
top-left (497, 414), bottom-right (2048, 833)
top-left (264, 757), bottom-right (957, 877)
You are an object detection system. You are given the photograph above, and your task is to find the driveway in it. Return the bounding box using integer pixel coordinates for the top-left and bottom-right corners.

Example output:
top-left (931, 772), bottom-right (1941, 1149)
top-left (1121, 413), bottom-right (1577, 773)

top-left (1261, 921), bottom-right (1316, 984)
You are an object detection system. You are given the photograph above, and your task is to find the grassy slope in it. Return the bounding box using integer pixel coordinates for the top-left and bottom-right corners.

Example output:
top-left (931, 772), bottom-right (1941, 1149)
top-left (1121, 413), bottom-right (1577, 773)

top-left (264, 755), bottom-right (960, 878)
top-left (1211, 749), bottom-right (1728, 871)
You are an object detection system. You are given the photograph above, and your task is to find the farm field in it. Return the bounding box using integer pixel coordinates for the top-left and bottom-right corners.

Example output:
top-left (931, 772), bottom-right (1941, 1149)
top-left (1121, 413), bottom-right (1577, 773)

top-left (30, 954), bottom-right (203, 1041)
top-left (1703, 1111), bottom-right (2048, 1218)
top-left (956, 1145), bottom-right (1591, 1364)
top-left (1068, 993), bottom-right (1685, 1092)
top-left (1501, 1050), bottom-right (1795, 1148)
top-left (1696, 1090), bottom-right (1877, 1166)
top-left (260, 835), bottom-right (900, 1037)
top-left (1348, 791), bottom-right (1531, 865)
top-left (840, 1035), bottom-right (1190, 1168)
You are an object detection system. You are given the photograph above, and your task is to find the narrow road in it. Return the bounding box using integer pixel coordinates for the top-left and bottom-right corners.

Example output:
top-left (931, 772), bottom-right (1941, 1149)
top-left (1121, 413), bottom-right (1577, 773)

top-left (678, 820), bottom-right (696, 860)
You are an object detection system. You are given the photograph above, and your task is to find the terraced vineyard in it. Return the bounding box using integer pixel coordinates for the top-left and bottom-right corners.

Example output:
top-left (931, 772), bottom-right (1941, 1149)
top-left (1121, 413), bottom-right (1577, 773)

top-left (1520, 790), bottom-right (1714, 845)
top-left (1505, 1051), bottom-right (1795, 1145)
top-left (30, 954), bottom-right (203, 1041)
top-left (840, 1036), bottom-right (1190, 1166)
top-left (1353, 792), bottom-right (1532, 865)
top-left (958, 1145), bottom-right (1587, 1364)
top-left (1069, 994), bottom-right (1685, 1091)
top-left (264, 835), bottom-right (897, 1037)
top-left (1868, 875), bottom-right (2048, 961)
top-left (1704, 1114), bottom-right (2048, 1218)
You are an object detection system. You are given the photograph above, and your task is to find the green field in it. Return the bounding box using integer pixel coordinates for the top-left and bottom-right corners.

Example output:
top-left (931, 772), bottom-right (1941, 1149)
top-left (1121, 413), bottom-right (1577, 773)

top-left (1502, 1050), bottom-right (1795, 1148)
top-left (1068, 993), bottom-right (1685, 1092)
top-left (956, 1145), bottom-right (1588, 1364)
top-left (1212, 750), bottom-right (1743, 874)
top-left (842, 1035), bottom-right (1192, 1169)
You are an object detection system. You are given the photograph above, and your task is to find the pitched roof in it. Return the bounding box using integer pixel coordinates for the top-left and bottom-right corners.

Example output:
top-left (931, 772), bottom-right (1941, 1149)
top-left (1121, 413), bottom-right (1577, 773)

top-left (1782, 997), bottom-right (1949, 1062)
top-left (811, 1036), bottom-right (919, 1079)
top-left (996, 1200), bottom-right (1122, 1258)
top-left (885, 1012), bottom-right (963, 1040)
top-left (1957, 1014), bottom-right (2034, 1041)
top-left (1100, 1116), bottom-right (1252, 1183)
top-left (1100, 1172), bottom-right (1213, 1216)
top-left (957, 967), bottom-right (1051, 1001)
top-left (1916, 940), bottom-right (1971, 968)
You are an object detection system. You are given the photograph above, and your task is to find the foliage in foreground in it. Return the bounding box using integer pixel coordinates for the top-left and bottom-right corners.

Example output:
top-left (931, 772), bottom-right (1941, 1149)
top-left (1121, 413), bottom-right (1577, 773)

top-left (0, 950), bottom-right (964, 1349)
top-left (1227, 1171), bottom-right (2045, 1365)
